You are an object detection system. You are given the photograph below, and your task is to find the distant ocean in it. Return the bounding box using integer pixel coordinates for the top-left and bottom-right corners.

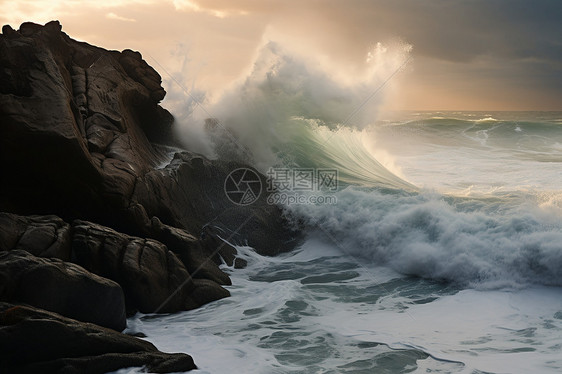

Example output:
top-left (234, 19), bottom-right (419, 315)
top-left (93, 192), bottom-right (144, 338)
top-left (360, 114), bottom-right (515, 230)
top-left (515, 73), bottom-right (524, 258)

top-left (119, 111), bottom-right (562, 373)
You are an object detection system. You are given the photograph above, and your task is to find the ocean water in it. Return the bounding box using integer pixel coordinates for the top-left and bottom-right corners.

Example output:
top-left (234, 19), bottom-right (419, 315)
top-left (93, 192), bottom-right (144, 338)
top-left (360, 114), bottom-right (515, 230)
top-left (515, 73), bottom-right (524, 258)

top-left (117, 111), bottom-right (562, 374)
top-left (116, 43), bottom-right (562, 373)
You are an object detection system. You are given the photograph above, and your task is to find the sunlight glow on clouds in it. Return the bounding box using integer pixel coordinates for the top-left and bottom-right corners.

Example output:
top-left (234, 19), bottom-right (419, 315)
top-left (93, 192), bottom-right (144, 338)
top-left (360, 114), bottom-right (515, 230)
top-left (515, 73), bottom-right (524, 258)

top-left (1, 0), bottom-right (155, 25)
top-left (172, 0), bottom-right (227, 18)
top-left (1, 0), bottom-right (229, 25)
top-left (106, 12), bottom-right (136, 22)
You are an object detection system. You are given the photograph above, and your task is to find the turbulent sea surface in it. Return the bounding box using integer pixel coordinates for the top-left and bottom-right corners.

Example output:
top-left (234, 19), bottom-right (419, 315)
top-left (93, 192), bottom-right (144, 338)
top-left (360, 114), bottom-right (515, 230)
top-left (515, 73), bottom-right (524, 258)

top-left (120, 111), bottom-right (562, 374)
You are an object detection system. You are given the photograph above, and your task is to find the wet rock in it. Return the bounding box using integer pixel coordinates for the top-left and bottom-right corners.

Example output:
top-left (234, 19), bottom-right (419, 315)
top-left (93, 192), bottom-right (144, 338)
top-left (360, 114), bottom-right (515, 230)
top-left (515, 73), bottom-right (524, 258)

top-left (0, 302), bottom-right (197, 373)
top-left (0, 212), bottom-right (72, 260)
top-left (186, 279), bottom-right (231, 310)
top-left (138, 152), bottom-right (302, 256)
top-left (0, 250), bottom-right (126, 331)
top-left (71, 219), bottom-right (230, 313)
top-left (151, 217), bottom-right (233, 285)
top-left (71, 220), bottom-right (193, 313)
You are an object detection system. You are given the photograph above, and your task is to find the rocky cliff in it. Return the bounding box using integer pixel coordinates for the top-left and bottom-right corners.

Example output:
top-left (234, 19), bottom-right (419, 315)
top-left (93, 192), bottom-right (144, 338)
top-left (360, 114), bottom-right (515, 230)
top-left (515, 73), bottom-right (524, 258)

top-left (0, 20), bottom-right (300, 373)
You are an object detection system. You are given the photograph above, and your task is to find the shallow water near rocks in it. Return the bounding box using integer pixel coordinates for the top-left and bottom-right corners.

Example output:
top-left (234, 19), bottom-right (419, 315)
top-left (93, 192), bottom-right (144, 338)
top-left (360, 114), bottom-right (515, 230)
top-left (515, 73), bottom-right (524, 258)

top-left (117, 239), bottom-right (562, 374)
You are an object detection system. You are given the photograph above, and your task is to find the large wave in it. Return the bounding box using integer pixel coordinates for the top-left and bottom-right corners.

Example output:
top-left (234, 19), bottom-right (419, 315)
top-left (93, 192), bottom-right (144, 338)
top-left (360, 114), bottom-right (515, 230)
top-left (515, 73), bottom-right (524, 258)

top-left (188, 40), bottom-right (412, 171)
top-left (168, 39), bottom-right (562, 288)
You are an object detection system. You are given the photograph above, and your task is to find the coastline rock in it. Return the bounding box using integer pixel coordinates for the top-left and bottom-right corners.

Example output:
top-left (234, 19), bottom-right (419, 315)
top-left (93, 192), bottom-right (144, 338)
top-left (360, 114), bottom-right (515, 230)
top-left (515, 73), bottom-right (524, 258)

top-left (139, 152), bottom-right (301, 256)
top-left (0, 20), bottom-right (170, 236)
top-left (0, 302), bottom-right (197, 373)
top-left (72, 219), bottom-right (230, 313)
top-left (0, 212), bottom-right (231, 315)
top-left (0, 20), bottom-right (308, 372)
top-left (71, 219), bottom-right (194, 314)
top-left (0, 250), bottom-right (126, 331)
top-left (0, 20), bottom-right (300, 256)
top-left (0, 212), bottom-right (72, 260)
top-left (151, 217), bottom-right (235, 284)
top-left (186, 279), bottom-right (231, 310)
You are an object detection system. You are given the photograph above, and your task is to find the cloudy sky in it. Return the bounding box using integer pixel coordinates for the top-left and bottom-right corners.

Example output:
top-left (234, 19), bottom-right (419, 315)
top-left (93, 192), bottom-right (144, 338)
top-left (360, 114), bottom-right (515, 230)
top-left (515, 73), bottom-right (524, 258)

top-left (2, 0), bottom-right (561, 111)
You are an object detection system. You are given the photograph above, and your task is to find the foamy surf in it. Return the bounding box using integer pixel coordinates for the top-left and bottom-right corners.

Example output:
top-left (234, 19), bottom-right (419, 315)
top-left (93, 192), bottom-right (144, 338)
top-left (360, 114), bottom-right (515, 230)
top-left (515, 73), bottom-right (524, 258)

top-left (118, 241), bottom-right (562, 374)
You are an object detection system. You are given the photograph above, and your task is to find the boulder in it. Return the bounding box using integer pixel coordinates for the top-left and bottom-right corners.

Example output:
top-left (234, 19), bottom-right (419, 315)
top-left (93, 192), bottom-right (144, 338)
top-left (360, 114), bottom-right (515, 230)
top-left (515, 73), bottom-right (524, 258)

top-left (0, 212), bottom-right (232, 314)
top-left (0, 302), bottom-right (197, 373)
top-left (0, 250), bottom-right (126, 331)
top-left (0, 212), bottom-right (72, 260)
top-left (71, 219), bottom-right (230, 313)
top-left (151, 216), bottom-right (235, 285)
top-left (186, 279), bottom-right (231, 310)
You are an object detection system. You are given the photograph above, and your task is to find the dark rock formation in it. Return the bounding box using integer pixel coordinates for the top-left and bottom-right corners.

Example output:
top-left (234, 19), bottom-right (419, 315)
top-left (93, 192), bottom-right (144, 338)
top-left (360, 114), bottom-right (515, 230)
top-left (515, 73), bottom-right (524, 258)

top-left (0, 212), bottom-right (231, 315)
top-left (138, 152), bottom-right (301, 256)
top-left (0, 20), bottom-right (171, 236)
top-left (72, 219), bottom-right (230, 313)
top-left (72, 219), bottom-right (195, 313)
top-left (0, 302), bottom-right (197, 373)
top-left (0, 250), bottom-right (126, 331)
top-left (0, 213), bottom-right (72, 260)
top-left (0, 20), bottom-right (299, 255)
top-left (151, 216), bottom-right (241, 283)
